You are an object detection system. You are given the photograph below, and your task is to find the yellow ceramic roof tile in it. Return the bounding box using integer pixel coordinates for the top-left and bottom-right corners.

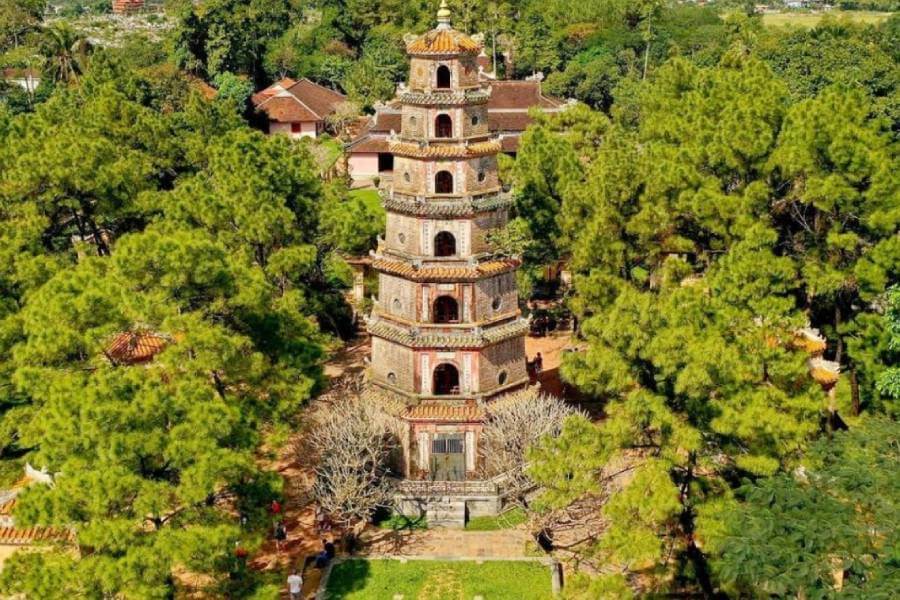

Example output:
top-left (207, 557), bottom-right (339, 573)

top-left (407, 29), bottom-right (481, 56)
top-left (405, 403), bottom-right (485, 422)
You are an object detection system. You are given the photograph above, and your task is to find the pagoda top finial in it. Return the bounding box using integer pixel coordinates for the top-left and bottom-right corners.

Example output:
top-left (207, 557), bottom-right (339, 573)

top-left (436, 0), bottom-right (452, 29)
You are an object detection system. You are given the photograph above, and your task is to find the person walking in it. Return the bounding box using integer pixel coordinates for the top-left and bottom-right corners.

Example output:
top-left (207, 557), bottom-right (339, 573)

top-left (534, 352), bottom-right (543, 374)
top-left (274, 521), bottom-right (287, 552)
top-left (287, 569), bottom-right (303, 600)
top-left (323, 538), bottom-right (336, 560)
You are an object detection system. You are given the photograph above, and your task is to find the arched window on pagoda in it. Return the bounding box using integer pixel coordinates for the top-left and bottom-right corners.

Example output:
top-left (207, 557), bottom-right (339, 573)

top-left (433, 363), bottom-right (460, 395)
top-left (436, 65), bottom-right (451, 89)
top-left (435, 171), bottom-right (453, 194)
top-left (434, 231), bottom-right (456, 257)
top-left (435, 114), bottom-right (453, 138)
top-left (433, 295), bottom-right (459, 323)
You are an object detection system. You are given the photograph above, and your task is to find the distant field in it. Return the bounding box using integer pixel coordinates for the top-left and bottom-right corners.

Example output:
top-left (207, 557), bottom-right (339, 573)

top-left (762, 10), bottom-right (893, 28)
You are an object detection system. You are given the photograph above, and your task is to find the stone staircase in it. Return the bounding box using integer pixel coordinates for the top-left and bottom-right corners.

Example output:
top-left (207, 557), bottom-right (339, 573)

top-left (426, 496), bottom-right (466, 528)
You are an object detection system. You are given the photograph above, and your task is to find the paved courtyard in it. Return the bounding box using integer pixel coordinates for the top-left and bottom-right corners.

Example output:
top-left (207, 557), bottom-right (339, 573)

top-left (360, 527), bottom-right (533, 559)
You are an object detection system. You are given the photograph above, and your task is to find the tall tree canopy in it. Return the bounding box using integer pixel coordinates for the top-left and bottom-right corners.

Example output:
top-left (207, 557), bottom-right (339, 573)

top-left (0, 43), bottom-right (376, 596)
top-left (521, 49), bottom-right (898, 595)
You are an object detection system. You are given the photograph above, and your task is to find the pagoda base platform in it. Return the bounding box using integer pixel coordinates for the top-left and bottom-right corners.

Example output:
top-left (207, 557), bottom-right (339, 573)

top-left (393, 479), bottom-right (502, 527)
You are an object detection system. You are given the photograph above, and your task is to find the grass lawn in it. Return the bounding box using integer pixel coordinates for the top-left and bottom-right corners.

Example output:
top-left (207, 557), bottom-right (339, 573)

top-left (762, 10), bottom-right (892, 28)
top-left (348, 188), bottom-right (381, 203)
top-left (376, 512), bottom-right (428, 531)
top-left (466, 507), bottom-right (527, 531)
top-left (326, 559), bottom-right (552, 599)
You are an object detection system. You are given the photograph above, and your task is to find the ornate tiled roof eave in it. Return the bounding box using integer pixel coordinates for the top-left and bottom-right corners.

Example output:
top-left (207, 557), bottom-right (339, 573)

top-left (366, 316), bottom-right (528, 349)
top-left (380, 190), bottom-right (514, 217)
top-left (370, 257), bottom-right (519, 282)
top-left (399, 89), bottom-right (490, 106)
top-left (0, 525), bottom-right (73, 545)
top-left (389, 139), bottom-right (501, 159)
top-left (404, 403), bottom-right (486, 422)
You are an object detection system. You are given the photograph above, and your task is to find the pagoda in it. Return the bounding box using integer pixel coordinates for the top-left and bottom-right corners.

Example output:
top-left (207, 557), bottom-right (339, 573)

top-left (366, 1), bottom-right (528, 514)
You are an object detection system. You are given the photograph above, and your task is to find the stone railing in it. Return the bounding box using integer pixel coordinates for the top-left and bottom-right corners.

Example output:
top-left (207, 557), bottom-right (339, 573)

top-left (393, 466), bottom-right (530, 499)
top-left (398, 88), bottom-right (490, 106)
top-left (395, 478), bottom-right (499, 497)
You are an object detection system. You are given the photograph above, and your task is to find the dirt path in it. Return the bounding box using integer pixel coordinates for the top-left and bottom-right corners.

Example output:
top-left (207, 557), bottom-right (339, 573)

top-left (248, 337), bottom-right (370, 597)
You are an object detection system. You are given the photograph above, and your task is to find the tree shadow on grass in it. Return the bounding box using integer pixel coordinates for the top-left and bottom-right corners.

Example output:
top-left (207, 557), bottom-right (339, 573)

top-left (324, 559), bottom-right (372, 599)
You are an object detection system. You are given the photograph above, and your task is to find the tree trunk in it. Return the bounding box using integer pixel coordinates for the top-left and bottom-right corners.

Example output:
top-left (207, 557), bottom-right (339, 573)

top-left (642, 17), bottom-right (652, 80)
top-left (680, 456), bottom-right (717, 598)
top-left (850, 367), bottom-right (860, 416)
top-left (834, 304), bottom-right (843, 364)
top-left (686, 540), bottom-right (717, 598)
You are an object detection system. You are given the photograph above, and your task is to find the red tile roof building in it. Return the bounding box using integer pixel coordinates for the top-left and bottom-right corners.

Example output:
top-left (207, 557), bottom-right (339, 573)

top-left (112, 0), bottom-right (144, 14)
top-left (0, 466), bottom-right (71, 559)
top-left (252, 77), bottom-right (347, 139)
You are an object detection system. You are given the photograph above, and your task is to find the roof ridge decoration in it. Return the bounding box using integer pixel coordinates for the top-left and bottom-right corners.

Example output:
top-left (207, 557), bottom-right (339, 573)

top-left (436, 0), bottom-right (452, 29)
top-left (406, 1), bottom-right (481, 56)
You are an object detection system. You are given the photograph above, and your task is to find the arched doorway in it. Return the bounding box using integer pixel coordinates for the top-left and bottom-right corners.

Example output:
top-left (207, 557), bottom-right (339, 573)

top-left (433, 363), bottom-right (459, 395)
top-left (435, 171), bottom-right (453, 194)
top-left (436, 65), bottom-right (451, 89)
top-left (435, 114), bottom-right (452, 138)
top-left (434, 231), bottom-right (456, 257)
top-left (433, 295), bottom-right (459, 323)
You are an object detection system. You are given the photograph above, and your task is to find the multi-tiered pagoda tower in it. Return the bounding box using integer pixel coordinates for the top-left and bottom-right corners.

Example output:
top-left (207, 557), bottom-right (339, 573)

top-left (367, 2), bottom-right (528, 495)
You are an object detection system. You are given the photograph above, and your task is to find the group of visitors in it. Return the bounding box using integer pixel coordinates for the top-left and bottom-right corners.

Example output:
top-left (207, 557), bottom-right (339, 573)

top-left (271, 499), bottom-right (289, 552)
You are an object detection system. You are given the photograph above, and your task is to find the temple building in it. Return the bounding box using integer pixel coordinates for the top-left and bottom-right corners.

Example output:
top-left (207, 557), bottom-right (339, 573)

top-left (112, 0), bottom-right (144, 14)
top-left (365, 1), bottom-right (529, 524)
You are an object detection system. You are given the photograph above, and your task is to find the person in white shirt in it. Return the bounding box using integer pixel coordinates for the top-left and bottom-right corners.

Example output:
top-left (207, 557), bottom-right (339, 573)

top-left (287, 570), bottom-right (303, 600)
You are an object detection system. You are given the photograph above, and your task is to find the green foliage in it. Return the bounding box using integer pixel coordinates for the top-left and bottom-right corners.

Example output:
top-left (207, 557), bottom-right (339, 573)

top-left (38, 23), bottom-right (93, 84)
top-left (769, 86), bottom-right (899, 413)
top-left (562, 573), bottom-right (634, 600)
top-left (0, 0), bottom-right (45, 51)
top-left (523, 48), bottom-right (898, 595)
top-left (511, 105), bottom-right (606, 270)
top-left (212, 71), bottom-right (253, 109)
top-left (377, 512), bottom-right (428, 530)
top-left (170, 0), bottom-right (295, 80)
top-left (465, 506), bottom-right (527, 531)
top-left (0, 43), bottom-right (380, 595)
top-left (0, 226), bottom-right (318, 595)
top-left (711, 418), bottom-right (900, 598)
top-left (340, 32), bottom-right (407, 109)
top-left (877, 287), bottom-right (900, 399)
top-left (320, 188), bottom-right (385, 255)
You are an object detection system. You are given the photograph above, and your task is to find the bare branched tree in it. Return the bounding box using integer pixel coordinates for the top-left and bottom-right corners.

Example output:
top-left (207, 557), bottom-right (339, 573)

top-left (325, 100), bottom-right (362, 140)
top-left (480, 389), bottom-right (576, 497)
top-left (307, 395), bottom-right (402, 532)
